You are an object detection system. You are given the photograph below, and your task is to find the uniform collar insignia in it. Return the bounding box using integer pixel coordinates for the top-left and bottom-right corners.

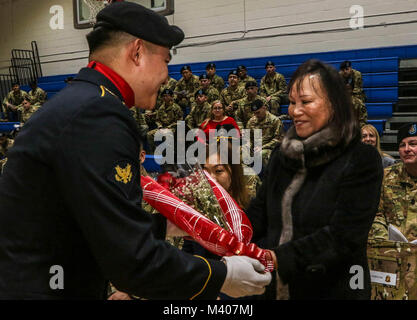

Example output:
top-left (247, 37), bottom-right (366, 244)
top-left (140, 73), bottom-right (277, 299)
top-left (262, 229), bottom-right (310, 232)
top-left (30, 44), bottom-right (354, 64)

top-left (88, 61), bottom-right (135, 108)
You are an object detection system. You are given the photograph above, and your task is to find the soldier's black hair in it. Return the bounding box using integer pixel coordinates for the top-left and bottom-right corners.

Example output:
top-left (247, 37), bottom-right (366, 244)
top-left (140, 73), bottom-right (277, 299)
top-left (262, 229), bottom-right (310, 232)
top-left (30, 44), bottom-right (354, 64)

top-left (86, 27), bottom-right (135, 55)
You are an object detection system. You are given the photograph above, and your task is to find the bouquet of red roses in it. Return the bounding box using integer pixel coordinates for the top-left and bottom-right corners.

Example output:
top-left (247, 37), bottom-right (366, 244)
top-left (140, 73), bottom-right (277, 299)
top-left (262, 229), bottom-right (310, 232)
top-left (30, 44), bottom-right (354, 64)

top-left (141, 163), bottom-right (274, 271)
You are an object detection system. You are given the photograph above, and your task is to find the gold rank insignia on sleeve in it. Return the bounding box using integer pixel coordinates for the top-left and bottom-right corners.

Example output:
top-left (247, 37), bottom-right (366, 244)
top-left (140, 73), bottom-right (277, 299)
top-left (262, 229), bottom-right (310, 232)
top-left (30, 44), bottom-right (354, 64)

top-left (107, 159), bottom-right (139, 199)
top-left (115, 163), bottom-right (133, 184)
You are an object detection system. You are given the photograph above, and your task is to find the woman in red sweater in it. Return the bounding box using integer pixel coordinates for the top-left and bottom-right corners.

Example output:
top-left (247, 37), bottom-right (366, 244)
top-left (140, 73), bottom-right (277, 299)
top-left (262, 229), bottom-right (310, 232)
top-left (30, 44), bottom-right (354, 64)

top-left (199, 100), bottom-right (240, 142)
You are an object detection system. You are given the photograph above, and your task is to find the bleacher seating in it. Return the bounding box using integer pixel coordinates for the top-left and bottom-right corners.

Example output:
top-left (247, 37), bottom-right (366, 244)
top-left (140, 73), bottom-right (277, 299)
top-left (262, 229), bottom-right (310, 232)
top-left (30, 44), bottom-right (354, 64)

top-left (10, 43), bottom-right (417, 173)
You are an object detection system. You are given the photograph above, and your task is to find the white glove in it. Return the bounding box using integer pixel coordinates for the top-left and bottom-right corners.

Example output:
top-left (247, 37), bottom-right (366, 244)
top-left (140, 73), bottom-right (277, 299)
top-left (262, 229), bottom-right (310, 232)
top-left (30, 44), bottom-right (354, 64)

top-left (220, 256), bottom-right (272, 298)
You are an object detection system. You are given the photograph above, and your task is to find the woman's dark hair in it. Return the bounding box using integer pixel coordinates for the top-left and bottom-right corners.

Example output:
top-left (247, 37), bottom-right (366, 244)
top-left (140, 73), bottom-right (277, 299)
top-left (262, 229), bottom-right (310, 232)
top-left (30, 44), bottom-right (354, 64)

top-left (205, 141), bottom-right (250, 209)
top-left (288, 59), bottom-right (359, 144)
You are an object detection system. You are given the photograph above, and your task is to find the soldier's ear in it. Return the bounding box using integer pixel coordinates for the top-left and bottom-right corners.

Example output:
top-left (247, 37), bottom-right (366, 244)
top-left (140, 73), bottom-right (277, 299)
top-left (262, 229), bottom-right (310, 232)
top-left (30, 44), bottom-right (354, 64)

top-left (130, 39), bottom-right (144, 66)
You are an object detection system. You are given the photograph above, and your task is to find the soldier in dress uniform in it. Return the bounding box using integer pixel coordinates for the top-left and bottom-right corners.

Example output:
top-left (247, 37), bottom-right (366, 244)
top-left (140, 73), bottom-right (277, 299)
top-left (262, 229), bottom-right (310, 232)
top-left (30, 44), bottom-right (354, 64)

top-left (220, 70), bottom-right (246, 118)
top-left (185, 89), bottom-right (212, 129)
top-left (234, 81), bottom-right (267, 131)
top-left (340, 60), bottom-right (366, 103)
top-left (196, 74), bottom-right (220, 104)
top-left (245, 99), bottom-right (284, 168)
top-left (369, 123), bottom-right (417, 241)
top-left (237, 65), bottom-right (256, 90)
top-left (0, 2), bottom-right (270, 299)
top-left (260, 61), bottom-right (287, 116)
top-left (146, 89), bottom-right (183, 152)
top-left (174, 65), bottom-right (200, 112)
top-left (28, 81), bottom-right (47, 106)
top-left (205, 63), bottom-right (225, 93)
top-left (2, 83), bottom-right (28, 122)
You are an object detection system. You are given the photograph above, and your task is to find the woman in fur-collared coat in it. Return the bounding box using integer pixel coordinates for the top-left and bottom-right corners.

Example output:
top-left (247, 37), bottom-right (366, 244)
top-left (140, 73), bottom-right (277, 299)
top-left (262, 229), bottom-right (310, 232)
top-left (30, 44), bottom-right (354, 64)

top-left (247, 59), bottom-right (383, 300)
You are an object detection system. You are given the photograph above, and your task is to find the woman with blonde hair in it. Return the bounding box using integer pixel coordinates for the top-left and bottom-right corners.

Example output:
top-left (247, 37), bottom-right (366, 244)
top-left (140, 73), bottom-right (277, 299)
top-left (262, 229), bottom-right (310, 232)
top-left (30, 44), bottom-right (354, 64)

top-left (361, 124), bottom-right (396, 168)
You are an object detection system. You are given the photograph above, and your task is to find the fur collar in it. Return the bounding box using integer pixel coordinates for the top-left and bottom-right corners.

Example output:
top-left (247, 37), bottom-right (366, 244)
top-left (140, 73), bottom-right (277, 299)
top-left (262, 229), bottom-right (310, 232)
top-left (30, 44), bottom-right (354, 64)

top-left (280, 125), bottom-right (351, 170)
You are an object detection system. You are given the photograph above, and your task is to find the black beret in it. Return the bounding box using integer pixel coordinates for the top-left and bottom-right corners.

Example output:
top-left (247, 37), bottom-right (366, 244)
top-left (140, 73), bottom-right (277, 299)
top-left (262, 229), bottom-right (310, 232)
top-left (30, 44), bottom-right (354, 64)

top-left (199, 73), bottom-right (209, 80)
top-left (11, 82), bottom-right (19, 87)
top-left (95, 2), bottom-right (184, 48)
top-left (245, 81), bottom-right (258, 89)
top-left (265, 60), bottom-right (275, 68)
top-left (251, 99), bottom-right (265, 112)
top-left (194, 89), bottom-right (207, 98)
top-left (161, 89), bottom-right (173, 96)
top-left (398, 123), bottom-right (417, 145)
top-left (181, 65), bottom-right (191, 73)
top-left (340, 61), bottom-right (352, 70)
top-left (228, 70), bottom-right (239, 77)
top-left (237, 65), bottom-right (247, 71)
top-left (206, 63), bottom-right (216, 69)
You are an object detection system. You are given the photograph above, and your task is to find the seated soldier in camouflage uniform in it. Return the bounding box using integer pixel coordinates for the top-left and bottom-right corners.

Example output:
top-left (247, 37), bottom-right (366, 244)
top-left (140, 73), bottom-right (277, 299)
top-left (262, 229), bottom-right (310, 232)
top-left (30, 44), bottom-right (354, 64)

top-left (174, 65), bottom-right (200, 112)
top-left (155, 76), bottom-right (177, 109)
top-left (129, 106), bottom-right (149, 138)
top-left (205, 63), bottom-right (225, 94)
top-left (196, 74), bottom-right (220, 104)
top-left (339, 60), bottom-right (366, 103)
top-left (0, 132), bottom-right (14, 160)
top-left (260, 61), bottom-right (287, 116)
top-left (369, 123), bottom-right (417, 241)
top-left (220, 70), bottom-right (246, 118)
top-left (237, 65), bottom-right (256, 90)
top-left (346, 81), bottom-right (368, 127)
top-left (185, 89), bottom-right (212, 129)
top-left (18, 97), bottom-right (40, 125)
top-left (244, 99), bottom-right (284, 169)
top-left (234, 81), bottom-right (267, 131)
top-left (28, 81), bottom-right (47, 106)
top-left (2, 82), bottom-right (28, 122)
top-left (147, 89), bottom-right (183, 152)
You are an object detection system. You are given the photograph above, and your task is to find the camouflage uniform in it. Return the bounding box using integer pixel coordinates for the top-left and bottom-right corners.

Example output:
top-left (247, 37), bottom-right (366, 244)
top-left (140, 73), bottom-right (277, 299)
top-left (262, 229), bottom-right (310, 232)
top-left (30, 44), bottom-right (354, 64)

top-left (155, 77), bottom-right (177, 109)
top-left (208, 74), bottom-right (225, 94)
top-left (340, 69), bottom-right (366, 103)
top-left (245, 111), bottom-right (284, 167)
top-left (146, 101), bottom-right (183, 151)
top-left (369, 162), bottom-right (417, 242)
top-left (242, 164), bottom-right (262, 199)
top-left (18, 105), bottom-right (39, 124)
top-left (2, 90), bottom-right (28, 114)
top-left (195, 86), bottom-right (220, 104)
top-left (238, 75), bottom-right (256, 90)
top-left (174, 75), bottom-right (200, 110)
top-left (352, 96), bottom-right (368, 128)
top-left (234, 95), bottom-right (267, 131)
top-left (220, 86), bottom-right (246, 117)
top-left (129, 107), bottom-right (149, 137)
top-left (260, 72), bottom-right (287, 116)
top-left (0, 138), bottom-right (14, 159)
top-left (28, 87), bottom-right (47, 105)
top-left (185, 101), bottom-right (212, 129)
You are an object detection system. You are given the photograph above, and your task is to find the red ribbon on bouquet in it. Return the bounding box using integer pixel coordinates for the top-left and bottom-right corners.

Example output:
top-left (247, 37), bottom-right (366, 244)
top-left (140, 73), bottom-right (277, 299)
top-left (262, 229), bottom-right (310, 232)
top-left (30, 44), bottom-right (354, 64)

top-left (141, 175), bottom-right (274, 271)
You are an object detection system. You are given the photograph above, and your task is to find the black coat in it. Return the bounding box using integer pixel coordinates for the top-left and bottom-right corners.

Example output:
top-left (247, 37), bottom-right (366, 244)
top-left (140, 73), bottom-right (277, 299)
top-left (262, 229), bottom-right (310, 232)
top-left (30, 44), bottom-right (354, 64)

top-left (247, 132), bottom-right (383, 299)
top-left (0, 67), bottom-right (226, 299)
